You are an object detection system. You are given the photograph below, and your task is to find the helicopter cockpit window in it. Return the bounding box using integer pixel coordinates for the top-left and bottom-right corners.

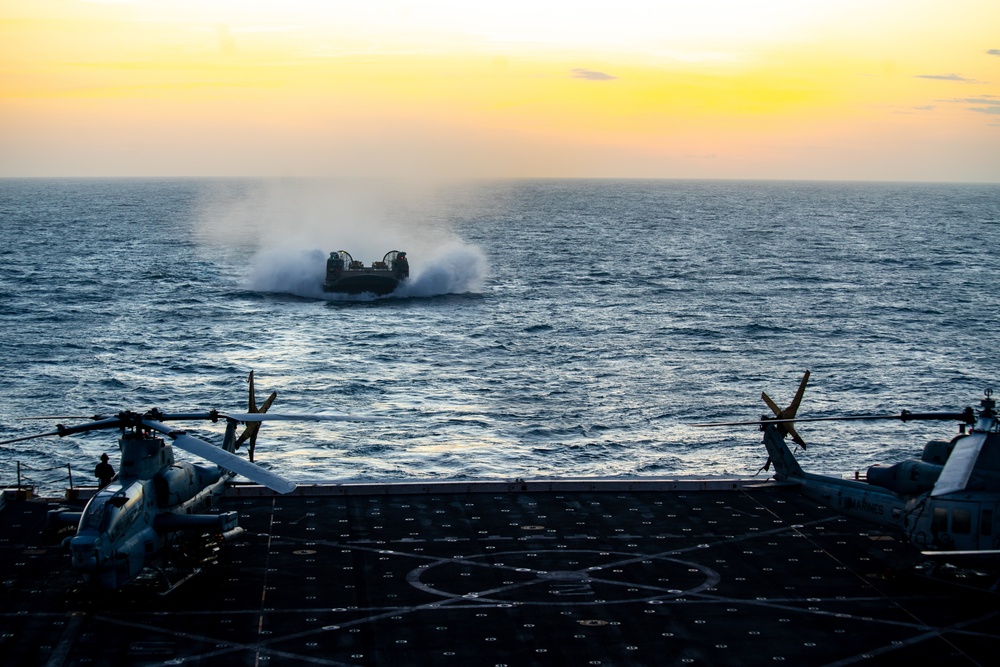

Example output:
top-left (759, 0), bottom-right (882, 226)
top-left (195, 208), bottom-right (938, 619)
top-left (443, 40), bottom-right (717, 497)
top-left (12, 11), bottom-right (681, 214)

top-left (80, 492), bottom-right (125, 530)
top-left (80, 489), bottom-right (134, 532)
top-left (79, 493), bottom-right (110, 531)
top-left (952, 508), bottom-right (972, 534)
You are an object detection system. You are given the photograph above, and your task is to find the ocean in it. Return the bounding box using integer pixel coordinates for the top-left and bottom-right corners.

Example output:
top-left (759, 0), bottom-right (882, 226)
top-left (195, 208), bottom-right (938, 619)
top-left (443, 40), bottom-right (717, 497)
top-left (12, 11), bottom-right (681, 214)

top-left (2, 178), bottom-right (999, 495)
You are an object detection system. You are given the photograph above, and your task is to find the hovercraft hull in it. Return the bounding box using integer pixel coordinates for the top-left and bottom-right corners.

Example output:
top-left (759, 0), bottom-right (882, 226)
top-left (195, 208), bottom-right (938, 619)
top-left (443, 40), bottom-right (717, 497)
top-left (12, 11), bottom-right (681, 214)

top-left (323, 273), bottom-right (400, 296)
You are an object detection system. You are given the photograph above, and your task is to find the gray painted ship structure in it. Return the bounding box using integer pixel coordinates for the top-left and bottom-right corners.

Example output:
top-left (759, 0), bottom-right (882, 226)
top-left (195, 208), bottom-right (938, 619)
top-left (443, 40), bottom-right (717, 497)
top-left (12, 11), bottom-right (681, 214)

top-left (1, 477), bottom-right (997, 666)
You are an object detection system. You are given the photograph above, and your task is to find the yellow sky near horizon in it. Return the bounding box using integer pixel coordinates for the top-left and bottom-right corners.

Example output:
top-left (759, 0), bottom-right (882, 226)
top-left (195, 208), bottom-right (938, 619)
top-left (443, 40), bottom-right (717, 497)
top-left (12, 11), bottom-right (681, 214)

top-left (2, 0), bottom-right (999, 181)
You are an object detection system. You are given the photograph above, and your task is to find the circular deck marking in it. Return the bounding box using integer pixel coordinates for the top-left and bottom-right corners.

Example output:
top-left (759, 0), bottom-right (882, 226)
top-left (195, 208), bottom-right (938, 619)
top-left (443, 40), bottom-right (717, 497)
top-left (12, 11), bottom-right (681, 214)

top-left (407, 549), bottom-right (720, 606)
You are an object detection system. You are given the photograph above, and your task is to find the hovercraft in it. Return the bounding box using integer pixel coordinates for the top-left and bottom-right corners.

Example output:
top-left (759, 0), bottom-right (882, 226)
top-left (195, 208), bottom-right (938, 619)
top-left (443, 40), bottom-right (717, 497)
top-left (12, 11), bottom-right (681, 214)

top-left (323, 250), bottom-right (409, 295)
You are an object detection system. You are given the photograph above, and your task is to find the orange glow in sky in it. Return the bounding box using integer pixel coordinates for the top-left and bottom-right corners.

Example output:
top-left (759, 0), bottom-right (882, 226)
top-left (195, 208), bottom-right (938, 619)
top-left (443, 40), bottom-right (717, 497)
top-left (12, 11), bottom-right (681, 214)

top-left (2, 0), bottom-right (999, 181)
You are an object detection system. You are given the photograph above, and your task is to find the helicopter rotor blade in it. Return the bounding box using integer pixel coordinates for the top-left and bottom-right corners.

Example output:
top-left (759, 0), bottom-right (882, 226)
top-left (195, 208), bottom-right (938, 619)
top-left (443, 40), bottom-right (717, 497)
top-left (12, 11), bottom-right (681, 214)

top-left (785, 424), bottom-right (808, 449)
top-left (22, 415), bottom-right (107, 421)
top-left (141, 419), bottom-right (296, 494)
top-left (0, 416), bottom-right (129, 445)
top-left (786, 370), bottom-right (810, 416)
top-left (221, 412), bottom-right (396, 423)
top-left (0, 429), bottom-right (69, 445)
top-left (4, 409), bottom-right (393, 444)
top-left (931, 431), bottom-right (987, 497)
top-left (690, 411), bottom-right (974, 427)
top-left (148, 411), bottom-right (222, 422)
top-left (761, 392), bottom-right (783, 419)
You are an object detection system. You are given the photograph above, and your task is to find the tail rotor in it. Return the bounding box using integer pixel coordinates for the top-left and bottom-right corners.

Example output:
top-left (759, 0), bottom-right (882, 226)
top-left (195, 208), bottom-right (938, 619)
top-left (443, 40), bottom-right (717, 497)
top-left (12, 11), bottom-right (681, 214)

top-left (758, 370), bottom-right (810, 472)
top-left (234, 370), bottom-right (278, 462)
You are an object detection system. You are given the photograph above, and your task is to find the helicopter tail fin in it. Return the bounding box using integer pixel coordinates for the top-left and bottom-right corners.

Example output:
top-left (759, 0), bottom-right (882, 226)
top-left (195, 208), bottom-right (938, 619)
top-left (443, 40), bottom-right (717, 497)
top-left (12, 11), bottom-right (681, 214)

top-left (762, 424), bottom-right (804, 482)
top-left (222, 418), bottom-right (239, 454)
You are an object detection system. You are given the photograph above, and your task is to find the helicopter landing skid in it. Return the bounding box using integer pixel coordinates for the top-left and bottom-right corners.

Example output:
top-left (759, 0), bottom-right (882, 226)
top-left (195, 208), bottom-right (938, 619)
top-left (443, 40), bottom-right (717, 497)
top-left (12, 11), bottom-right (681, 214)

top-left (137, 532), bottom-right (232, 595)
top-left (151, 565), bottom-right (203, 596)
top-left (128, 538), bottom-right (226, 595)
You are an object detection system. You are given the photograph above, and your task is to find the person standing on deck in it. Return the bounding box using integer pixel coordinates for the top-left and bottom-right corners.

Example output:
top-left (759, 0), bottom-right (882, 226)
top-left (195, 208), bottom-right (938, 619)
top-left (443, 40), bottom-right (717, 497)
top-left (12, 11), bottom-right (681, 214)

top-left (95, 453), bottom-right (114, 488)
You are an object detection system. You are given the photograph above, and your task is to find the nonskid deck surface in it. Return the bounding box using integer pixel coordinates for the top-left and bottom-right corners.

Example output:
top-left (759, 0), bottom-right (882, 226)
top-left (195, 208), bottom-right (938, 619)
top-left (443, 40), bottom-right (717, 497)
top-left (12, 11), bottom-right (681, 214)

top-left (2, 480), bottom-right (998, 666)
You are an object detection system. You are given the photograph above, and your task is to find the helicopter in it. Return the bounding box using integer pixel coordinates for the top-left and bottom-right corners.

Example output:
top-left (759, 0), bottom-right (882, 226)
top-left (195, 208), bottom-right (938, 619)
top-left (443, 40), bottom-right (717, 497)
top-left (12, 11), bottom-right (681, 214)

top-left (694, 371), bottom-right (1000, 565)
top-left (0, 372), bottom-right (379, 592)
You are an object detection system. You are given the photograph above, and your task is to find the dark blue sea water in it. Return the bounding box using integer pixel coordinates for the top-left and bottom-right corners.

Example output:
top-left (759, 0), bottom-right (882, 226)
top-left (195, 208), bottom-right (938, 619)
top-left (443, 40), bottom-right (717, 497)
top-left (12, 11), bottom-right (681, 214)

top-left (2, 178), bottom-right (999, 494)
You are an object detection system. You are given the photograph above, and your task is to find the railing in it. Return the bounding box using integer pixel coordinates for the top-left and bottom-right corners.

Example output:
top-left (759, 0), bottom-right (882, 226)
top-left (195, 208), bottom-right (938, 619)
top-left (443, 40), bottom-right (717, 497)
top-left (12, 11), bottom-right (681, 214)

top-left (3, 460), bottom-right (81, 494)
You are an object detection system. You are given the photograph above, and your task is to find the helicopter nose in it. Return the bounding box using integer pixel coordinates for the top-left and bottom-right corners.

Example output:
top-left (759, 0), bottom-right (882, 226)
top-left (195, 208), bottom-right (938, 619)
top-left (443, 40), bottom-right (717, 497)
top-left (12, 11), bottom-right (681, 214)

top-left (69, 534), bottom-right (100, 571)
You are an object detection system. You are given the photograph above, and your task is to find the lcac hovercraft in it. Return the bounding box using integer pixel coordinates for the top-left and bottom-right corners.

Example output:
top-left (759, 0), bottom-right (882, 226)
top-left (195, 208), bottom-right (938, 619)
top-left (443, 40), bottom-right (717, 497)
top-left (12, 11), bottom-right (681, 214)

top-left (1, 372), bottom-right (385, 592)
top-left (694, 371), bottom-right (1000, 565)
top-left (323, 250), bottom-right (409, 296)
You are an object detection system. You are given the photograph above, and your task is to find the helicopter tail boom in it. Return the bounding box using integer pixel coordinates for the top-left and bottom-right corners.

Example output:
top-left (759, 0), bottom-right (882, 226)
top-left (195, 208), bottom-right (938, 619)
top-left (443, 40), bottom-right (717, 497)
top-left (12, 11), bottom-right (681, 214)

top-left (762, 424), bottom-right (805, 481)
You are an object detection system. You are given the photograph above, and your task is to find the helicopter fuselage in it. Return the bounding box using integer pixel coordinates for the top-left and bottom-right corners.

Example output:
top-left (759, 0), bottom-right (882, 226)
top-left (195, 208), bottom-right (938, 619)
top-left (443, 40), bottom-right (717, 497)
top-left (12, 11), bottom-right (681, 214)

top-left (69, 433), bottom-right (240, 589)
top-left (792, 470), bottom-right (1000, 552)
top-left (764, 423), bottom-right (1000, 556)
top-left (4, 372), bottom-right (298, 592)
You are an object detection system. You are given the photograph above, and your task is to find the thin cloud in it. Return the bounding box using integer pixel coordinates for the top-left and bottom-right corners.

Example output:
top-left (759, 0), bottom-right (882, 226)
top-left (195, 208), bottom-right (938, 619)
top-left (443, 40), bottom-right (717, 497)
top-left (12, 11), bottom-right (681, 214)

top-left (988, 49), bottom-right (1000, 57)
top-left (571, 68), bottom-right (617, 81)
top-left (934, 95), bottom-right (1000, 115)
top-left (948, 96), bottom-right (1000, 105)
top-left (915, 73), bottom-right (977, 82)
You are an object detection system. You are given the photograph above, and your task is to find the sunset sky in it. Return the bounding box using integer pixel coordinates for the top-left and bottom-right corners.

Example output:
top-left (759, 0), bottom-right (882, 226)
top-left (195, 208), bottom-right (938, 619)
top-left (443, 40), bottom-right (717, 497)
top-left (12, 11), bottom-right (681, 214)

top-left (2, 0), bottom-right (999, 181)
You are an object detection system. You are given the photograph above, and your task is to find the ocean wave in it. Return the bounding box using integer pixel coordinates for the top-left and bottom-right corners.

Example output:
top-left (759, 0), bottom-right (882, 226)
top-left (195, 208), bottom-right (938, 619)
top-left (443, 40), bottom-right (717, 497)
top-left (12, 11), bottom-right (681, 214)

top-left (3, 179), bottom-right (999, 494)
